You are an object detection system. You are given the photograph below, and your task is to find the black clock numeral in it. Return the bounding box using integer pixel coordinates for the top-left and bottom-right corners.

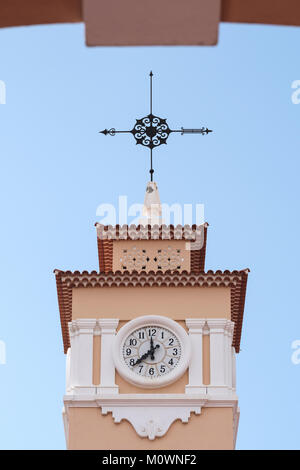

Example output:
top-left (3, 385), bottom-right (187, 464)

top-left (138, 365), bottom-right (144, 374)
top-left (129, 338), bottom-right (137, 346)
top-left (172, 348), bottom-right (178, 356)
top-left (126, 348), bottom-right (132, 356)
top-left (148, 328), bottom-right (156, 337)
top-left (168, 338), bottom-right (174, 346)
top-left (160, 365), bottom-right (166, 374)
top-left (148, 367), bottom-right (155, 376)
top-left (138, 331), bottom-right (145, 340)
top-left (161, 331), bottom-right (164, 340)
top-left (168, 358), bottom-right (174, 366)
top-left (129, 358), bottom-right (135, 366)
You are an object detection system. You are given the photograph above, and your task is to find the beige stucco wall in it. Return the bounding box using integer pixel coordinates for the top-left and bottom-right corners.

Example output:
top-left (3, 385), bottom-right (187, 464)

top-left (203, 333), bottom-right (211, 385)
top-left (92, 335), bottom-right (101, 385)
top-left (72, 286), bottom-right (231, 321)
top-left (67, 406), bottom-right (234, 450)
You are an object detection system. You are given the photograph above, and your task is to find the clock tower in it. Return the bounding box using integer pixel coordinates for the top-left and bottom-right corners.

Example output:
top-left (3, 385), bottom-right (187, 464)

top-left (55, 181), bottom-right (249, 450)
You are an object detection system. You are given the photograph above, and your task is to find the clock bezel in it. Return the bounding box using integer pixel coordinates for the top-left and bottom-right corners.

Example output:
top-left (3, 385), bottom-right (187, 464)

top-left (113, 315), bottom-right (191, 389)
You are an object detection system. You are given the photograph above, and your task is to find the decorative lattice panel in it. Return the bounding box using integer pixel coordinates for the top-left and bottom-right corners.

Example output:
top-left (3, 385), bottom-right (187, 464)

top-left (155, 246), bottom-right (184, 271)
top-left (119, 245), bottom-right (185, 272)
top-left (120, 246), bottom-right (149, 271)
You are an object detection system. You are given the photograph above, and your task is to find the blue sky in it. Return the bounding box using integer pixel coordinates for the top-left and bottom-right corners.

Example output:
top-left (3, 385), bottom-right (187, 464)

top-left (0, 21), bottom-right (299, 449)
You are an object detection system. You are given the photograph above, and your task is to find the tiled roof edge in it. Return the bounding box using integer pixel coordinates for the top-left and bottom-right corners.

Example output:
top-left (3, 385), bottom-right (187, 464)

top-left (94, 223), bottom-right (209, 241)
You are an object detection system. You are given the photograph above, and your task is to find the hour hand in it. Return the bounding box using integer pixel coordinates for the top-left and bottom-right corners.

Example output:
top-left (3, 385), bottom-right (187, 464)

top-left (150, 341), bottom-right (160, 361)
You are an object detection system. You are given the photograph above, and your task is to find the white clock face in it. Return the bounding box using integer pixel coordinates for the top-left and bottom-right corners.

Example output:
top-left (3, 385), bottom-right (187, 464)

top-left (122, 326), bottom-right (182, 378)
top-left (113, 315), bottom-right (191, 389)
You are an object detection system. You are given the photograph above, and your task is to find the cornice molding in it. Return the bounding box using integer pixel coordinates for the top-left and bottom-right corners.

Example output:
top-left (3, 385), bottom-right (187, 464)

top-left (64, 392), bottom-right (238, 407)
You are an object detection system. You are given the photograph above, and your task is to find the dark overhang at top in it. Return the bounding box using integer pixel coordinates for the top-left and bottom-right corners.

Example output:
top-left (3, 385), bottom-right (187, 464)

top-left (1, 1), bottom-right (299, 46)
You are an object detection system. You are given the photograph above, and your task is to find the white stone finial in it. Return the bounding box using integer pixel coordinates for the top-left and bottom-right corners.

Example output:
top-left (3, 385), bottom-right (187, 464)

top-left (139, 181), bottom-right (162, 226)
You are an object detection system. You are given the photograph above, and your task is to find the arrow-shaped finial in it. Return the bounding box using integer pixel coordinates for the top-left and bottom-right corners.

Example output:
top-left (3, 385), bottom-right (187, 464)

top-left (149, 71), bottom-right (153, 114)
top-left (99, 128), bottom-right (116, 136)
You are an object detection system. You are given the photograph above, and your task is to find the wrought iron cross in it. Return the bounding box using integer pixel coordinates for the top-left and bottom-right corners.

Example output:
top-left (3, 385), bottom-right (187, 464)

top-left (100, 72), bottom-right (212, 181)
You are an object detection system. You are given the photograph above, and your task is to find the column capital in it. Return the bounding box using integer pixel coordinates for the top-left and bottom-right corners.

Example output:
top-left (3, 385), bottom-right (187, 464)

top-left (73, 319), bottom-right (98, 334)
top-left (68, 321), bottom-right (78, 337)
top-left (185, 318), bottom-right (206, 333)
top-left (225, 320), bottom-right (235, 337)
top-left (99, 318), bottom-right (119, 334)
top-left (207, 318), bottom-right (228, 333)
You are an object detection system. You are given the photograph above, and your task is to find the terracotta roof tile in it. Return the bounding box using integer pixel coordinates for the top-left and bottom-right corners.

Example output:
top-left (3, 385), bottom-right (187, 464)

top-left (95, 223), bottom-right (208, 240)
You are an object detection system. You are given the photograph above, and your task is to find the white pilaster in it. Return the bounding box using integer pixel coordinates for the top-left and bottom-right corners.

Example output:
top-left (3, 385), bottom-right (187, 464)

top-left (207, 319), bottom-right (228, 394)
top-left (98, 318), bottom-right (119, 395)
top-left (68, 321), bottom-right (79, 390)
top-left (232, 346), bottom-right (237, 391)
top-left (65, 348), bottom-right (71, 394)
top-left (225, 320), bottom-right (234, 389)
top-left (185, 319), bottom-right (207, 394)
top-left (72, 319), bottom-right (97, 395)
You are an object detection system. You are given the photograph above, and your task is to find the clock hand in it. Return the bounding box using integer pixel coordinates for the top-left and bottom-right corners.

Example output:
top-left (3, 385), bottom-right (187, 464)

top-left (133, 345), bottom-right (160, 366)
top-left (133, 351), bottom-right (150, 366)
top-left (150, 336), bottom-right (154, 360)
top-left (150, 336), bottom-right (161, 360)
top-left (151, 343), bottom-right (160, 360)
